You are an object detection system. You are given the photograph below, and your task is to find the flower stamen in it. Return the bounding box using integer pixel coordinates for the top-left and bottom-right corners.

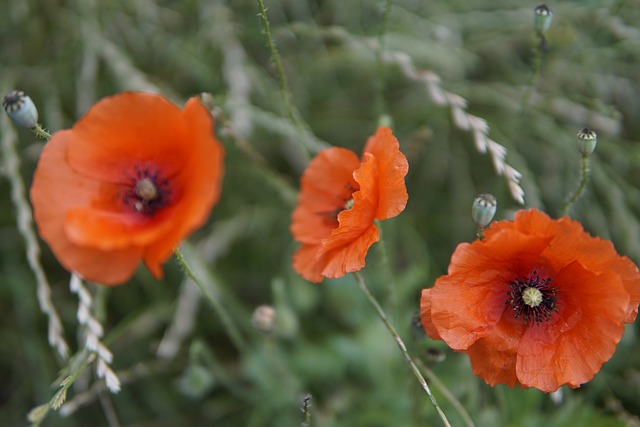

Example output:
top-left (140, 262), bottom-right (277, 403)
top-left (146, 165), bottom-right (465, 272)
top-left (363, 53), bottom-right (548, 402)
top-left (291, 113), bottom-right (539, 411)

top-left (507, 270), bottom-right (557, 325)
top-left (124, 165), bottom-right (171, 216)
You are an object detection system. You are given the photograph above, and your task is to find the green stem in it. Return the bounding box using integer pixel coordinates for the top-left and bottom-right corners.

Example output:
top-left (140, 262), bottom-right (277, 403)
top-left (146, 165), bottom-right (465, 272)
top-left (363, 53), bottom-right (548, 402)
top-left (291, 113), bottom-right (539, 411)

top-left (521, 32), bottom-right (546, 113)
top-left (416, 359), bottom-right (476, 427)
top-left (561, 155), bottom-right (590, 216)
top-left (374, 0), bottom-right (393, 122)
top-left (175, 246), bottom-right (249, 354)
top-left (255, 0), bottom-right (296, 127)
top-left (32, 124), bottom-right (52, 139)
top-left (352, 271), bottom-right (452, 427)
top-left (374, 220), bottom-right (398, 314)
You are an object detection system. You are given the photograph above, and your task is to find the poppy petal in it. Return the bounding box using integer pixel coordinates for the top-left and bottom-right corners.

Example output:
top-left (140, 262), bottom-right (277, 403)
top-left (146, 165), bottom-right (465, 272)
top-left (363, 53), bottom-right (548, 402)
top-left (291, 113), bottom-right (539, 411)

top-left (516, 261), bottom-right (628, 392)
top-left (30, 93), bottom-right (224, 285)
top-left (429, 231), bottom-right (552, 349)
top-left (318, 153), bottom-right (380, 277)
top-left (363, 127), bottom-right (409, 220)
top-left (30, 133), bottom-right (143, 285)
top-left (292, 243), bottom-right (327, 283)
top-left (291, 147), bottom-right (360, 244)
top-left (65, 92), bottom-right (190, 184)
top-left (421, 209), bottom-right (640, 392)
top-left (465, 316), bottom-right (523, 388)
top-left (420, 289), bottom-right (442, 340)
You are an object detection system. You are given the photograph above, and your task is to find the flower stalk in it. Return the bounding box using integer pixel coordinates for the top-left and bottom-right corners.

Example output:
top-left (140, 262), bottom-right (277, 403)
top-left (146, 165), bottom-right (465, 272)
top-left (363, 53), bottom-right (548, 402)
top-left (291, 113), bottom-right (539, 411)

top-left (353, 271), bottom-right (451, 427)
top-left (561, 154), bottom-right (590, 216)
top-left (175, 246), bottom-right (249, 355)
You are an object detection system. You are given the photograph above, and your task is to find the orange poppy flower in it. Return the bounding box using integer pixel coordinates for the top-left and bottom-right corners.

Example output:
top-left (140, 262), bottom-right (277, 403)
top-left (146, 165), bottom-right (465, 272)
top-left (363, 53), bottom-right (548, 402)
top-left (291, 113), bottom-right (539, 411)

top-left (421, 209), bottom-right (640, 392)
top-left (30, 92), bottom-right (224, 286)
top-left (290, 127), bottom-right (408, 282)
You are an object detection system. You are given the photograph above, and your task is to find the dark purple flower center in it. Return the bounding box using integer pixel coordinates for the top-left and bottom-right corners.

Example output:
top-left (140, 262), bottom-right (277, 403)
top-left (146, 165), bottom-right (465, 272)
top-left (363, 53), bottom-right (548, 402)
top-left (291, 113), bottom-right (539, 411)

top-left (506, 270), bottom-right (557, 325)
top-left (317, 182), bottom-right (357, 227)
top-left (123, 164), bottom-right (171, 216)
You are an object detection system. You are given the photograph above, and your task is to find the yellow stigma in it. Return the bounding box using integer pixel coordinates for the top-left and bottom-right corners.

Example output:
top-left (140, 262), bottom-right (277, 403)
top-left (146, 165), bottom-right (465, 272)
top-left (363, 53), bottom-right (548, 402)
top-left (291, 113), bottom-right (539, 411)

top-left (135, 178), bottom-right (158, 201)
top-left (344, 198), bottom-right (354, 210)
top-left (522, 287), bottom-right (543, 307)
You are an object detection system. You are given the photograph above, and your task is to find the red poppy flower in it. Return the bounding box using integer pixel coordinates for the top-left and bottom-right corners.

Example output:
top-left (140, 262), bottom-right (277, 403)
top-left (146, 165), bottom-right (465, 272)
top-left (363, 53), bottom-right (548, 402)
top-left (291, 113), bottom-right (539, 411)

top-left (30, 92), bottom-right (224, 286)
top-left (421, 209), bottom-right (640, 392)
top-left (290, 127), bottom-right (408, 282)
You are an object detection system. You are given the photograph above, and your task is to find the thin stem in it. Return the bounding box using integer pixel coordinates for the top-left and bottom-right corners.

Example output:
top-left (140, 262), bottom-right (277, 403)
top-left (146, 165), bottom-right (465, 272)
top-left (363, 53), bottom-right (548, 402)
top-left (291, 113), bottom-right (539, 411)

top-left (561, 155), bottom-right (590, 216)
top-left (352, 271), bottom-right (452, 427)
top-left (374, 0), bottom-right (393, 122)
top-left (32, 124), bottom-right (52, 139)
top-left (374, 220), bottom-right (398, 314)
top-left (416, 359), bottom-right (476, 427)
top-left (175, 246), bottom-right (249, 354)
top-left (255, 0), bottom-right (297, 128)
top-left (301, 394), bottom-right (312, 427)
top-left (521, 32), bottom-right (546, 113)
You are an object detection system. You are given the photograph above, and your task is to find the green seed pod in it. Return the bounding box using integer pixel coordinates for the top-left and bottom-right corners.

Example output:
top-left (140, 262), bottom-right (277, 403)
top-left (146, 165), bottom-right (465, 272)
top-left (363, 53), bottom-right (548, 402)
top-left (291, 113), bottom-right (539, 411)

top-left (576, 128), bottom-right (597, 156)
top-left (533, 4), bottom-right (553, 34)
top-left (472, 193), bottom-right (497, 229)
top-left (3, 90), bottom-right (39, 129)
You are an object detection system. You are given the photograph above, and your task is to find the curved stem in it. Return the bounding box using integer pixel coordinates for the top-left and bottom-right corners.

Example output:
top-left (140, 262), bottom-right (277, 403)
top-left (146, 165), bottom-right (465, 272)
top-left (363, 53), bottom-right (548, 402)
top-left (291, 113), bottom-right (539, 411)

top-left (374, 0), bottom-right (393, 122)
top-left (561, 155), bottom-right (590, 216)
top-left (352, 271), bottom-right (452, 427)
top-left (521, 32), bottom-right (546, 113)
top-left (416, 359), bottom-right (476, 427)
top-left (374, 220), bottom-right (398, 313)
top-left (175, 246), bottom-right (249, 354)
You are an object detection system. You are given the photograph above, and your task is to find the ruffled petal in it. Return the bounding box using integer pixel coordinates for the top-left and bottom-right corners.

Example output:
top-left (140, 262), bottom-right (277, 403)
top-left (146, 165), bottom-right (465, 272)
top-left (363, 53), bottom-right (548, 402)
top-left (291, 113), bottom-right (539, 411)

top-left (363, 127), bottom-right (408, 220)
top-left (465, 316), bottom-right (524, 388)
top-left (430, 231), bottom-right (552, 349)
top-left (317, 153), bottom-right (379, 278)
top-left (420, 289), bottom-right (442, 340)
top-left (516, 261), bottom-right (628, 392)
top-left (291, 147), bottom-right (360, 244)
top-left (320, 225), bottom-right (379, 278)
top-left (292, 243), bottom-right (327, 283)
top-left (30, 132), bottom-right (143, 285)
top-left (65, 92), bottom-right (190, 184)
top-left (30, 94), bottom-right (223, 285)
top-left (140, 97), bottom-right (224, 274)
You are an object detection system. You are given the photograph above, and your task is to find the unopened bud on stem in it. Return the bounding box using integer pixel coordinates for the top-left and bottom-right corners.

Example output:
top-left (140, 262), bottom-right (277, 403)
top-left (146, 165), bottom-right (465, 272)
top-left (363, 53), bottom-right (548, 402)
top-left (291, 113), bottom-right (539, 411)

top-left (576, 128), bottom-right (597, 157)
top-left (3, 90), bottom-right (39, 129)
top-left (534, 4), bottom-right (553, 34)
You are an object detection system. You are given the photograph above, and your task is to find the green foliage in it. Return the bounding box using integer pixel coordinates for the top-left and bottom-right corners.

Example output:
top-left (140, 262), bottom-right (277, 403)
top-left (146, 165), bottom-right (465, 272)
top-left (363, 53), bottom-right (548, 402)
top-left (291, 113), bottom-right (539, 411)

top-left (1, 0), bottom-right (639, 426)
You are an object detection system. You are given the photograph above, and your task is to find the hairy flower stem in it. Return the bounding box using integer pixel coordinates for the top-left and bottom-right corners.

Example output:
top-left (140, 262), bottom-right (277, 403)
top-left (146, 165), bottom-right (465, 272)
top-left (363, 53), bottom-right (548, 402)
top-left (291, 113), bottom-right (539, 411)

top-left (416, 359), bottom-right (476, 427)
top-left (175, 246), bottom-right (249, 355)
top-left (352, 271), bottom-right (452, 427)
top-left (521, 31), bottom-right (546, 112)
top-left (32, 124), bottom-right (52, 139)
top-left (374, 0), bottom-right (393, 123)
top-left (561, 155), bottom-right (590, 216)
top-left (255, 0), bottom-right (310, 158)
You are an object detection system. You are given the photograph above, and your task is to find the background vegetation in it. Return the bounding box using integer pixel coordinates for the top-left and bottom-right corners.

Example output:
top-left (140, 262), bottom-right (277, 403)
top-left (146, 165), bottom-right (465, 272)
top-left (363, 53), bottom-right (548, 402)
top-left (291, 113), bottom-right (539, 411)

top-left (1, 0), bottom-right (639, 426)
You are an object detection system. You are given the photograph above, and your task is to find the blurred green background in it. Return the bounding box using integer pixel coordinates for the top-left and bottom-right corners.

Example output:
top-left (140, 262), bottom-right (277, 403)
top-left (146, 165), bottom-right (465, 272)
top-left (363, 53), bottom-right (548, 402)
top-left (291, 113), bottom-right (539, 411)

top-left (1, 0), bottom-right (639, 426)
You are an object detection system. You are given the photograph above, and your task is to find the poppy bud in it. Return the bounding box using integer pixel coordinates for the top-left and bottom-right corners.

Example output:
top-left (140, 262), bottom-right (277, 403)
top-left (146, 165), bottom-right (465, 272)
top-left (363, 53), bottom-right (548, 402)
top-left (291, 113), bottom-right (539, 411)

top-left (251, 305), bottom-right (276, 335)
top-left (2, 90), bottom-right (39, 129)
top-left (533, 4), bottom-right (553, 34)
top-left (472, 193), bottom-right (497, 229)
top-left (576, 128), bottom-right (597, 157)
